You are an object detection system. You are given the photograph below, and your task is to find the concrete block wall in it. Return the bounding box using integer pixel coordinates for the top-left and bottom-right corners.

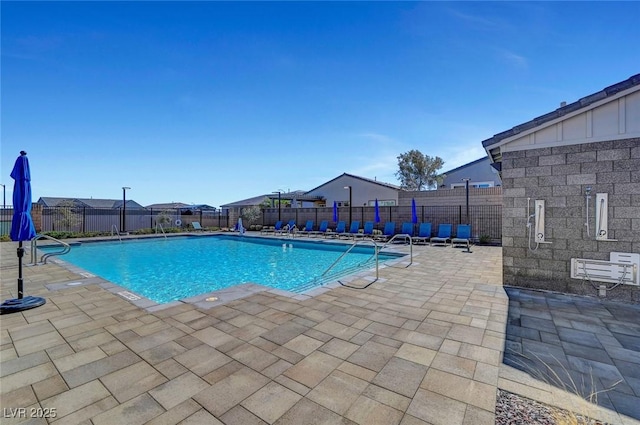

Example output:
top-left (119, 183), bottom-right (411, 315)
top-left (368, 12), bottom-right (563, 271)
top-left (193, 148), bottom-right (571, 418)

top-left (501, 138), bottom-right (640, 302)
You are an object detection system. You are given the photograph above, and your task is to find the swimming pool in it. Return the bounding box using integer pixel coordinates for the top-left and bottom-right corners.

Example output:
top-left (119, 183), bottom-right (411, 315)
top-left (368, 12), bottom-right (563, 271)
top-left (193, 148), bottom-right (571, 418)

top-left (44, 235), bottom-right (400, 303)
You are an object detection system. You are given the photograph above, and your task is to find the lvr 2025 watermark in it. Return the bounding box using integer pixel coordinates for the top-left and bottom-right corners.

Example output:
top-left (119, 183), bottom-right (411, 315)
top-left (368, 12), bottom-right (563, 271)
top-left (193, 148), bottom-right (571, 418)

top-left (3, 407), bottom-right (57, 419)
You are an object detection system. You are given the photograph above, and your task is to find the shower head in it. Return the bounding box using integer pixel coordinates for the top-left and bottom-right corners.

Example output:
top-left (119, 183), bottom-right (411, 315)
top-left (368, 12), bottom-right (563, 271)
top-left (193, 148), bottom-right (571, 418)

top-left (585, 187), bottom-right (592, 196)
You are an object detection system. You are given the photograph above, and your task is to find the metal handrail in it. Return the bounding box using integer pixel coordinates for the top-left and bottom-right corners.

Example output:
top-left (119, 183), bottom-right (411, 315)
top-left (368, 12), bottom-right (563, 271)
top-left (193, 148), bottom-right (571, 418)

top-left (111, 225), bottom-right (122, 242)
top-left (155, 223), bottom-right (167, 239)
top-left (378, 233), bottom-right (413, 268)
top-left (320, 239), bottom-right (379, 288)
top-left (31, 234), bottom-right (71, 265)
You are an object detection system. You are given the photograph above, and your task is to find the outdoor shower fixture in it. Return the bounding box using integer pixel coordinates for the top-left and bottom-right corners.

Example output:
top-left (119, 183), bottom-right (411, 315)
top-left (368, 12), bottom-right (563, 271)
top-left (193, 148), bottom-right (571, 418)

top-left (527, 198), bottom-right (551, 251)
top-left (595, 193), bottom-right (617, 241)
top-left (534, 200), bottom-right (547, 243)
top-left (584, 187), bottom-right (592, 237)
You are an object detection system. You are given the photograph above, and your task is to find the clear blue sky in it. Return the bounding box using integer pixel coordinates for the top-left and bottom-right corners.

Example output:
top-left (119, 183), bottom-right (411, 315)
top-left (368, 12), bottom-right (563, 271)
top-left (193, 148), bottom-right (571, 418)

top-left (2, 1), bottom-right (638, 207)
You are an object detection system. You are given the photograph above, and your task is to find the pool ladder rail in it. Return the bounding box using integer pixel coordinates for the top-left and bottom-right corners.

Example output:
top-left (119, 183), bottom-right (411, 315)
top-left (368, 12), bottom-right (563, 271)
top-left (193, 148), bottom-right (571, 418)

top-left (111, 225), bottom-right (122, 242)
top-left (30, 234), bottom-right (71, 265)
top-left (155, 223), bottom-right (167, 239)
top-left (305, 235), bottom-right (413, 291)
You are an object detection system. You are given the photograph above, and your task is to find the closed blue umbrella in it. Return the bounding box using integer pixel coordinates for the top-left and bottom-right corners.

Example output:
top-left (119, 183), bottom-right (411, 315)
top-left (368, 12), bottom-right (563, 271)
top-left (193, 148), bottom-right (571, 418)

top-left (333, 201), bottom-right (338, 222)
top-left (411, 198), bottom-right (418, 224)
top-left (374, 199), bottom-right (380, 223)
top-left (1, 151), bottom-right (46, 314)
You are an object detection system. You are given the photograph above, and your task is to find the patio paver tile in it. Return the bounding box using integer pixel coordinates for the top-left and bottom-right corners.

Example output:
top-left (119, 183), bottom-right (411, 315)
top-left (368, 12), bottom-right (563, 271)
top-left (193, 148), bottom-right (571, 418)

top-left (319, 338), bottom-right (361, 360)
top-left (344, 395), bottom-right (403, 425)
top-left (12, 331), bottom-right (66, 356)
top-left (241, 381), bottom-right (302, 424)
top-left (92, 393), bottom-right (165, 425)
top-left (346, 340), bottom-right (397, 373)
top-left (307, 370), bottom-right (369, 415)
top-left (61, 349), bottom-right (141, 388)
top-left (394, 343), bottom-right (437, 367)
top-left (228, 342), bottom-right (280, 371)
top-left (283, 334), bottom-right (325, 356)
top-left (372, 357), bottom-right (427, 398)
top-left (148, 371), bottom-right (210, 410)
top-left (220, 406), bottom-right (268, 425)
top-left (31, 374), bottom-right (69, 401)
top-left (406, 389), bottom-right (467, 425)
top-left (52, 346), bottom-right (106, 373)
top-left (100, 361), bottom-right (167, 403)
top-left (274, 398), bottom-right (358, 425)
top-left (1, 362), bottom-right (59, 394)
top-left (173, 344), bottom-right (232, 376)
top-left (362, 384), bottom-right (412, 412)
top-left (40, 379), bottom-right (110, 420)
top-left (283, 351), bottom-right (343, 388)
top-left (193, 366), bottom-right (270, 416)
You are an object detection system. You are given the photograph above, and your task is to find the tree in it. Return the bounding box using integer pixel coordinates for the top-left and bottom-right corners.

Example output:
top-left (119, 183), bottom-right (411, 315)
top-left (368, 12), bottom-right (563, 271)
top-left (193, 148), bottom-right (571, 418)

top-left (53, 200), bottom-right (81, 231)
top-left (395, 150), bottom-right (445, 190)
top-left (241, 205), bottom-right (261, 225)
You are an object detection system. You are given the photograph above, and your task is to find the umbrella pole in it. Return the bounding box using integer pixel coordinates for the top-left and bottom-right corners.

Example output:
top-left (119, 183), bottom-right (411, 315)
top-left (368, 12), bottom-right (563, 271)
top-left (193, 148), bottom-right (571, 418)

top-left (17, 241), bottom-right (24, 299)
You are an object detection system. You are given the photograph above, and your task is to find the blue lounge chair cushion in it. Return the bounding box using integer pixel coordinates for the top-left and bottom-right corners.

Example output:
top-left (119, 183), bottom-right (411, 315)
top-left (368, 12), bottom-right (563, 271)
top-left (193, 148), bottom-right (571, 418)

top-left (414, 223), bottom-right (432, 243)
top-left (401, 222), bottom-right (414, 237)
top-left (431, 224), bottom-right (452, 245)
top-left (452, 224), bottom-right (472, 247)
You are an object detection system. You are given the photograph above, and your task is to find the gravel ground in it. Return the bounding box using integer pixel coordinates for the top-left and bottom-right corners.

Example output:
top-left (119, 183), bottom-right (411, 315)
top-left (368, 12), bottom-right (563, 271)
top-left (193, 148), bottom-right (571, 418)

top-left (496, 389), bottom-right (609, 425)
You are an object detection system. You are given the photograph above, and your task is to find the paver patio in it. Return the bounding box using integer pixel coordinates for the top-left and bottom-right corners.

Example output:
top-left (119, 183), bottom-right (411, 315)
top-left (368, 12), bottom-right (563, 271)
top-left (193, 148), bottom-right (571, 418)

top-left (1, 235), bottom-right (638, 424)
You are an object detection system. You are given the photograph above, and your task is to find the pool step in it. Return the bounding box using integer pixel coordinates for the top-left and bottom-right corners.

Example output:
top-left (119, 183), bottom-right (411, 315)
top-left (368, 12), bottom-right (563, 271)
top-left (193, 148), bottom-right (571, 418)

top-left (293, 260), bottom-right (377, 293)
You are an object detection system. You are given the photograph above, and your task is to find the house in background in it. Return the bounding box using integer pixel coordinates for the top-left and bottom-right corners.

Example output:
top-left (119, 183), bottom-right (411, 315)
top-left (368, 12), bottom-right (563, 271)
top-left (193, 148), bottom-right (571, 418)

top-left (37, 197), bottom-right (145, 209)
top-left (146, 202), bottom-right (217, 213)
top-left (305, 173), bottom-right (403, 207)
top-left (439, 157), bottom-right (501, 189)
top-left (482, 73), bottom-right (639, 300)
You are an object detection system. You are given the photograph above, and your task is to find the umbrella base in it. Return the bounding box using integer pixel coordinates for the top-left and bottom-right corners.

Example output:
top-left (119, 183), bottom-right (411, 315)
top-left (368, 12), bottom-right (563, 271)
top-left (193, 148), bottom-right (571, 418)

top-left (0, 296), bottom-right (46, 315)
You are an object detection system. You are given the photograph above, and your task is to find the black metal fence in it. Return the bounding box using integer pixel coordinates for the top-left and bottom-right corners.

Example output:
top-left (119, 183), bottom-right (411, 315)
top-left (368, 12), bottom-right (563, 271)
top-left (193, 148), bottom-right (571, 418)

top-left (262, 205), bottom-right (502, 241)
top-left (1, 204), bottom-right (501, 242)
top-left (35, 207), bottom-right (229, 234)
top-left (0, 207), bottom-right (12, 236)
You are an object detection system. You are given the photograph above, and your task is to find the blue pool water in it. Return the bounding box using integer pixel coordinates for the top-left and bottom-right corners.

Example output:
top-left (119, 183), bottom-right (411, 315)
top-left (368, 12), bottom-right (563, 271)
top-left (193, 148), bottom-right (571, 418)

top-left (45, 235), bottom-right (399, 303)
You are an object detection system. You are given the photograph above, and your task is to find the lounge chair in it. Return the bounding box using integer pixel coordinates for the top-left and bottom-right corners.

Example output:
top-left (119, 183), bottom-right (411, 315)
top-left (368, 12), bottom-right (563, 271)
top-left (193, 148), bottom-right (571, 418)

top-left (452, 224), bottom-right (472, 249)
top-left (374, 222), bottom-right (396, 242)
top-left (326, 221), bottom-right (346, 238)
top-left (343, 221), bottom-right (361, 239)
top-left (297, 220), bottom-right (314, 237)
top-left (191, 222), bottom-right (204, 231)
top-left (401, 222), bottom-right (415, 237)
top-left (354, 221), bottom-right (374, 239)
top-left (261, 220), bottom-right (283, 235)
top-left (431, 224), bottom-right (453, 246)
top-left (310, 220), bottom-right (329, 237)
top-left (278, 219), bottom-right (297, 236)
top-left (413, 223), bottom-right (432, 244)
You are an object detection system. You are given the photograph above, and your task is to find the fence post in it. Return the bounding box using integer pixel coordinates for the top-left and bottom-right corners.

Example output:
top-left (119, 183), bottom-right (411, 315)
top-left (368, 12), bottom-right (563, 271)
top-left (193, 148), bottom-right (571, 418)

top-left (82, 207), bottom-right (86, 233)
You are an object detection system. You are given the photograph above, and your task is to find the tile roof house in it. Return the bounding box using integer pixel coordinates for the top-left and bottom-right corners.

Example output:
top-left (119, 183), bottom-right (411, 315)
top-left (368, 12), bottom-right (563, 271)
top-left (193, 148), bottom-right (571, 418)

top-left (305, 173), bottom-right (403, 207)
top-left (438, 157), bottom-right (501, 189)
top-left (37, 197), bottom-right (146, 209)
top-left (146, 202), bottom-right (217, 211)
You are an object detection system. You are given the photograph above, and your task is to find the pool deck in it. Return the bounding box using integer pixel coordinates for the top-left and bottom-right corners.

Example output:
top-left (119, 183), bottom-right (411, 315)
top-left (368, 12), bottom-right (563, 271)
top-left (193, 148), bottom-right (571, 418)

top-left (1, 234), bottom-right (638, 425)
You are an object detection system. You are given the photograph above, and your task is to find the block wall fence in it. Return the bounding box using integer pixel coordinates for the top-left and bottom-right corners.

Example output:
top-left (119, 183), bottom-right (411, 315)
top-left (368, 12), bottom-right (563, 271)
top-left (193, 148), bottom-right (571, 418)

top-left (501, 138), bottom-right (640, 302)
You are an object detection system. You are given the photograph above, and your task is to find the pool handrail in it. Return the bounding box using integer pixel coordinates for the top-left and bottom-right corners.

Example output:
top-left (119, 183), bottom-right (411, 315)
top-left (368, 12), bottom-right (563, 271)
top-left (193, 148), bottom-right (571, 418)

top-left (111, 225), bottom-right (122, 242)
top-left (30, 234), bottom-right (71, 265)
top-left (378, 234), bottom-right (413, 268)
top-left (320, 239), bottom-right (379, 288)
top-left (155, 223), bottom-right (167, 239)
